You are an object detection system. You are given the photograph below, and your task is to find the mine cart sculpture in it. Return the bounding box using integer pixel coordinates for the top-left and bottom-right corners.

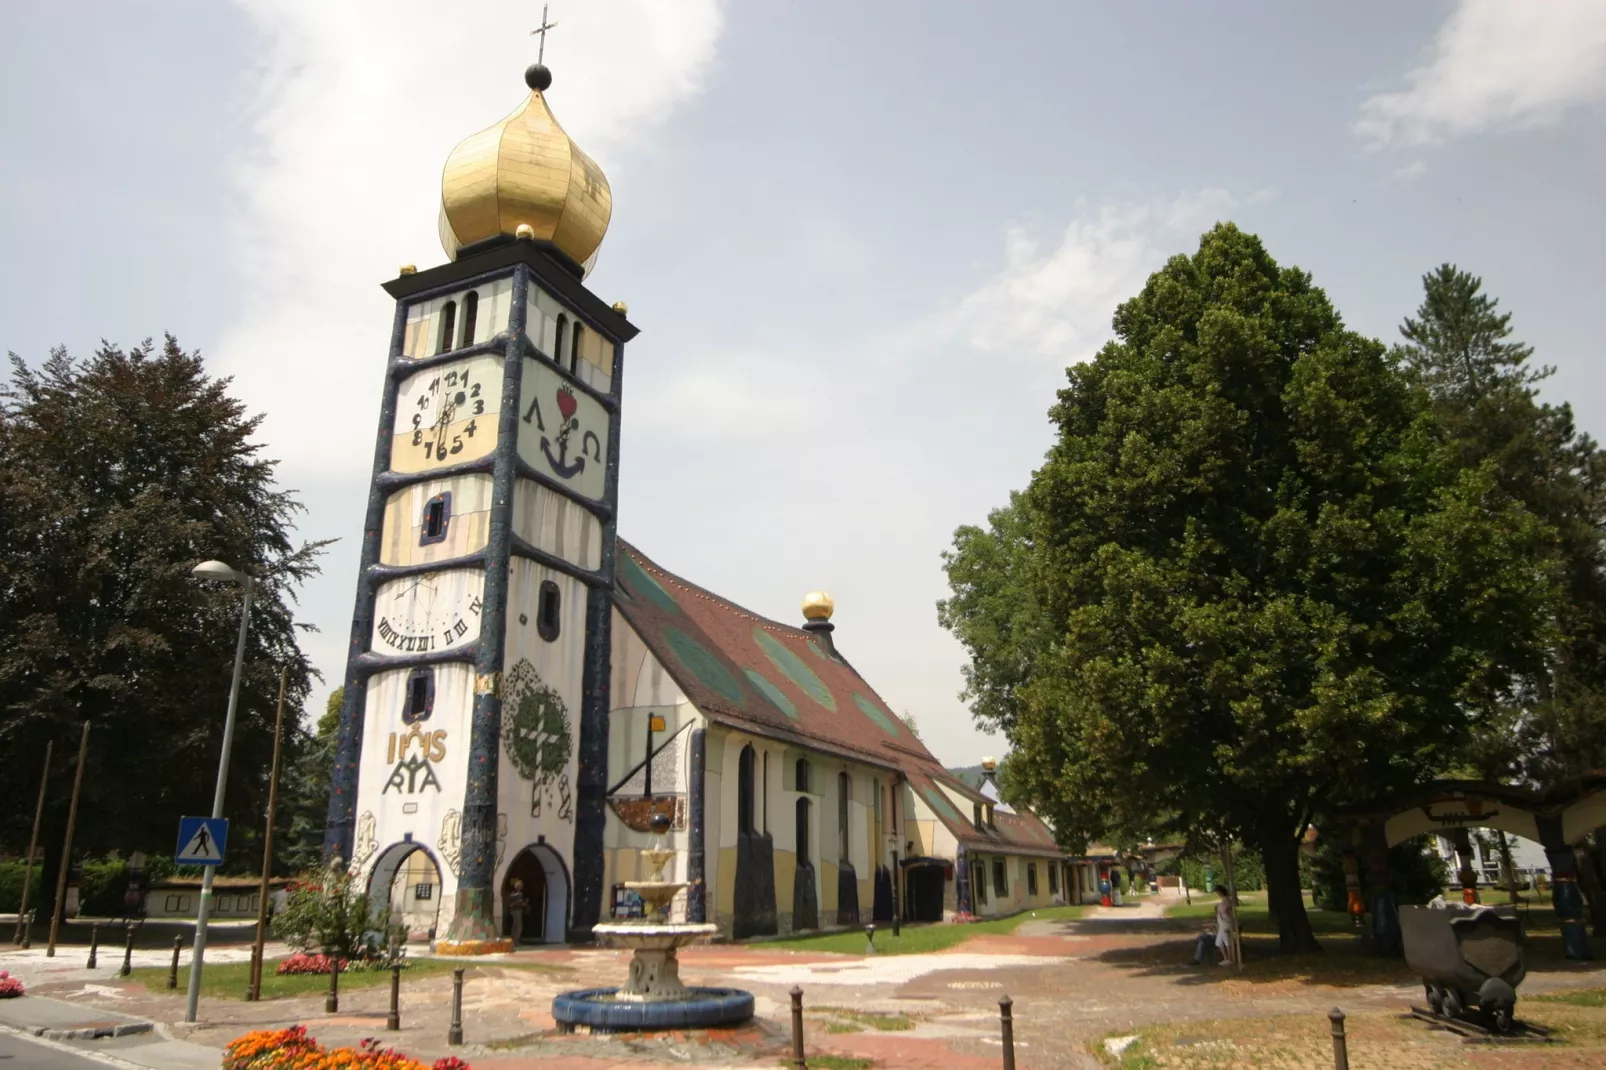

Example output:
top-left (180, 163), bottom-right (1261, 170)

top-left (1399, 904), bottom-right (1526, 1033)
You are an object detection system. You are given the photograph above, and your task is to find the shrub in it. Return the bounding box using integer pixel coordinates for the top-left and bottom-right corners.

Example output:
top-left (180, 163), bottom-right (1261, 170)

top-left (0, 971), bottom-right (25, 998)
top-left (270, 865), bottom-right (392, 962)
top-left (0, 861), bottom-right (43, 914)
top-left (222, 1026), bottom-right (471, 1069)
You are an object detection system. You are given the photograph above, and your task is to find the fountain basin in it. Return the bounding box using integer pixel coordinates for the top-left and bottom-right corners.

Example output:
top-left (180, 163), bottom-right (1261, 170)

top-left (552, 986), bottom-right (755, 1033)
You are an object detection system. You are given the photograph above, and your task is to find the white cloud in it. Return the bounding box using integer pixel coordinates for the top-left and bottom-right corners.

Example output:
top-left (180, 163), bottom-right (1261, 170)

top-left (931, 189), bottom-right (1245, 366)
top-left (218, 0), bottom-right (723, 475)
top-left (1393, 160), bottom-right (1428, 183)
top-left (1355, 0), bottom-right (1606, 149)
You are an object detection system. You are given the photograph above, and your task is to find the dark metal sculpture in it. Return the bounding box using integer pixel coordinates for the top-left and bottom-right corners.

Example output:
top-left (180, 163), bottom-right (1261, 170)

top-left (1400, 904), bottom-right (1526, 1032)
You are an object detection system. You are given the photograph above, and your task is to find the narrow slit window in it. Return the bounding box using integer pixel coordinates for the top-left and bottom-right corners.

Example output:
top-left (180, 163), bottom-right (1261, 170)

top-left (553, 314), bottom-right (568, 366)
top-left (570, 322), bottom-right (585, 374)
top-left (419, 491), bottom-right (452, 545)
top-left (436, 300), bottom-right (457, 355)
top-left (738, 745), bottom-right (756, 834)
top-left (795, 758), bottom-right (810, 794)
top-left (459, 291), bottom-right (479, 349)
top-left (537, 579), bottom-right (562, 641)
top-left (403, 667), bottom-right (435, 725)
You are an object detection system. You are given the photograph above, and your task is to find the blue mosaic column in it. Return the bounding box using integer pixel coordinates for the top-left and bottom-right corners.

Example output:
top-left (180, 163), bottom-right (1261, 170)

top-left (1539, 816), bottom-right (1591, 960)
top-left (324, 297), bottom-right (409, 864)
top-left (687, 727), bottom-right (708, 923)
top-left (444, 265), bottom-right (530, 945)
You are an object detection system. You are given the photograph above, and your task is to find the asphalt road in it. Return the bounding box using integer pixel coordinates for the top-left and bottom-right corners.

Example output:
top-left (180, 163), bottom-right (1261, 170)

top-left (0, 1031), bottom-right (118, 1068)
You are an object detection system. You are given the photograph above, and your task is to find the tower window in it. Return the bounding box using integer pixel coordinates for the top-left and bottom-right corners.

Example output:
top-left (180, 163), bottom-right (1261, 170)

top-left (419, 491), bottom-right (452, 546)
top-left (570, 322), bottom-right (585, 374)
top-left (436, 300), bottom-right (458, 355)
top-left (536, 579), bottom-right (562, 641)
top-left (553, 314), bottom-right (568, 367)
top-left (402, 666), bottom-right (435, 725)
top-left (795, 758), bottom-right (810, 794)
top-left (459, 290), bottom-right (479, 349)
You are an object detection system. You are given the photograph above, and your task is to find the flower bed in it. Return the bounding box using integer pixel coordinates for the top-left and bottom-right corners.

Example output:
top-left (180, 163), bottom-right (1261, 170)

top-left (275, 952), bottom-right (349, 976)
top-left (223, 1026), bottom-right (470, 1069)
top-left (0, 971), bottom-right (24, 998)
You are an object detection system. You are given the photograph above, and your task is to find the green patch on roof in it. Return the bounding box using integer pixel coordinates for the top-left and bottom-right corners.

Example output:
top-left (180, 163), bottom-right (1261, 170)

top-left (744, 668), bottom-right (799, 722)
top-left (852, 692), bottom-right (899, 737)
top-left (805, 638), bottom-right (834, 662)
top-left (752, 628), bottom-right (835, 711)
top-left (919, 786), bottom-right (962, 824)
top-left (619, 554), bottom-right (680, 615)
top-left (664, 625), bottom-right (744, 706)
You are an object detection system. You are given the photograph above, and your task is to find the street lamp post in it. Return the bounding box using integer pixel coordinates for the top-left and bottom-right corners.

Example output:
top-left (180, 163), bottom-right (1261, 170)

top-left (184, 560), bottom-right (254, 1024)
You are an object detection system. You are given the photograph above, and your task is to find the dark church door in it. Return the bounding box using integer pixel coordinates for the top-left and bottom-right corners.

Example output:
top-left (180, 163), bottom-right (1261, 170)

top-left (502, 850), bottom-right (548, 943)
top-left (904, 865), bottom-right (945, 922)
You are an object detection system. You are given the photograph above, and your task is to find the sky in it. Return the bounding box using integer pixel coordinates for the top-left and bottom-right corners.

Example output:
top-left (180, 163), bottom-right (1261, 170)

top-left (3, 1), bottom-right (1605, 768)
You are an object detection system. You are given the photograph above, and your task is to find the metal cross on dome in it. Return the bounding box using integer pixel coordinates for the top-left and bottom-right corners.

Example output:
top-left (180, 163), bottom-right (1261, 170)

top-left (530, 3), bottom-right (558, 64)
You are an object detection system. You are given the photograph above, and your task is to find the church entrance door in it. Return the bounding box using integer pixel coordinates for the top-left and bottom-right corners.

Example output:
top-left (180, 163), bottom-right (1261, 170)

top-left (502, 851), bottom-right (548, 944)
top-left (367, 843), bottom-right (445, 943)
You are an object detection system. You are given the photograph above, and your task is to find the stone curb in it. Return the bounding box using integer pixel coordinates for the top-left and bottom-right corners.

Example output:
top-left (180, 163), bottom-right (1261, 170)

top-left (33, 1020), bottom-right (155, 1039)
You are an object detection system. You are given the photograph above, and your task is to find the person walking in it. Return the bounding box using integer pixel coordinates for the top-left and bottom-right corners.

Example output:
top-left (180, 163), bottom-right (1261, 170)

top-left (1214, 884), bottom-right (1235, 966)
top-left (508, 879), bottom-right (530, 946)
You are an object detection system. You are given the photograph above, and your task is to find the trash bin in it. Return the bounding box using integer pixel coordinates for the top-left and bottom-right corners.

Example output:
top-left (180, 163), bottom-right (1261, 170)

top-left (1193, 931), bottom-right (1215, 965)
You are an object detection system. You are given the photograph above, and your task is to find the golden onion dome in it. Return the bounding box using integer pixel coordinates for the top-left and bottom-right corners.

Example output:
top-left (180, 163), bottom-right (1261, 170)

top-left (802, 591), bottom-right (835, 622)
top-left (438, 64), bottom-right (612, 274)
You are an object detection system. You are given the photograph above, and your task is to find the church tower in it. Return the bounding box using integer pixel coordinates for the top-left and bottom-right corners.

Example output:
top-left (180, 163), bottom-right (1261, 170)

top-left (325, 62), bottom-right (637, 951)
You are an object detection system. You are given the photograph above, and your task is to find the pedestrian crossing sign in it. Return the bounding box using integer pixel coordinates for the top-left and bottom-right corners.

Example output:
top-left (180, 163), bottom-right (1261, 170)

top-left (175, 816), bottom-right (228, 866)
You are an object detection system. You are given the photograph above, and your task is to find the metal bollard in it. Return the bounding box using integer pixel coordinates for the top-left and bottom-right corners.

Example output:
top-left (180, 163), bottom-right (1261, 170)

top-left (1000, 995), bottom-right (1016, 1070)
top-left (120, 923), bottom-right (135, 977)
top-left (448, 969), bottom-right (464, 1046)
top-left (325, 952), bottom-right (340, 1013)
top-left (168, 934), bottom-right (182, 990)
top-left (86, 922), bottom-right (100, 969)
top-left (1328, 1007), bottom-right (1349, 1070)
top-left (387, 964), bottom-right (401, 1031)
top-left (790, 986), bottom-right (806, 1070)
top-left (20, 911), bottom-right (34, 950)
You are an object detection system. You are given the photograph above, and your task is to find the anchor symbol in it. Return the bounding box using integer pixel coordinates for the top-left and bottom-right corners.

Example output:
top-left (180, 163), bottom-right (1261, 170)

top-left (539, 385), bottom-right (587, 479)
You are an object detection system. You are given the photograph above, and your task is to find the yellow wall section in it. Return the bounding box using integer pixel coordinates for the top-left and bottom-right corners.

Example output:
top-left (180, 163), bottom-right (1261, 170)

top-left (380, 474), bottom-right (494, 566)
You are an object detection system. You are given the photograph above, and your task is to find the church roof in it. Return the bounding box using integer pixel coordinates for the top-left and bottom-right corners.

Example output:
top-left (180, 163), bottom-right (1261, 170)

top-left (612, 541), bottom-right (932, 772)
top-left (612, 540), bottom-right (1068, 861)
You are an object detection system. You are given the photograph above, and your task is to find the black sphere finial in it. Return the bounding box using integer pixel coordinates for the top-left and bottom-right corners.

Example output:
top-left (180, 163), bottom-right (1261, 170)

top-left (649, 812), bottom-right (672, 836)
top-left (525, 63), bottom-right (552, 92)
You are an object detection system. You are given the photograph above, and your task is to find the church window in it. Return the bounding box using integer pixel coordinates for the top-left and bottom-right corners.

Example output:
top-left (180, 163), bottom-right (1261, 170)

top-left (992, 858), bottom-right (1008, 897)
top-left (570, 322), bottom-right (585, 373)
top-left (1027, 863), bottom-right (1038, 897)
top-left (737, 745), bottom-right (756, 834)
top-left (796, 797), bottom-right (811, 861)
top-left (973, 803), bottom-right (984, 831)
top-left (459, 290), bottom-right (479, 348)
top-left (536, 579), bottom-right (562, 641)
top-left (795, 758), bottom-right (811, 794)
top-left (420, 492), bottom-right (451, 545)
top-left (1049, 862), bottom-right (1060, 895)
top-left (972, 862), bottom-right (988, 906)
top-left (763, 752), bottom-right (770, 831)
top-left (436, 300), bottom-right (458, 355)
top-left (838, 772), bottom-right (851, 863)
top-left (402, 667), bottom-right (434, 725)
top-left (553, 314), bottom-right (568, 366)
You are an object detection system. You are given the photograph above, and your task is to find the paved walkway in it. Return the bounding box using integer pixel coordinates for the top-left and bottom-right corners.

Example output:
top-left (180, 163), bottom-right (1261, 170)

top-left (3, 900), bottom-right (1604, 1069)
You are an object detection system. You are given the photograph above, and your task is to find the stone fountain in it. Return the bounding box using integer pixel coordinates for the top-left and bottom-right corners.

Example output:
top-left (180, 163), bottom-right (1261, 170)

top-left (552, 812), bottom-right (753, 1032)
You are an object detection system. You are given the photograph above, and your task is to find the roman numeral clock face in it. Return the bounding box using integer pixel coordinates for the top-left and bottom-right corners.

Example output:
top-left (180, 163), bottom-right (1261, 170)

top-left (391, 356), bottom-right (504, 474)
top-left (372, 569), bottom-right (484, 656)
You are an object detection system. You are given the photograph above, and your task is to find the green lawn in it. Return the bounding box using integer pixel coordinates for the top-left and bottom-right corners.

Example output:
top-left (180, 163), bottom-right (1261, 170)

top-left (757, 904), bottom-right (1086, 955)
top-left (129, 958), bottom-right (570, 1001)
top-left (1534, 986), bottom-right (1606, 1008)
top-left (1166, 890), bottom-right (1359, 935)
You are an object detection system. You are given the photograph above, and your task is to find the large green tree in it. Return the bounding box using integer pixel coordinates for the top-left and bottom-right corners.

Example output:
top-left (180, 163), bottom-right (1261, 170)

top-left (1399, 265), bottom-right (1606, 785)
top-left (0, 338), bottom-right (324, 893)
top-left (940, 225), bottom-right (1559, 951)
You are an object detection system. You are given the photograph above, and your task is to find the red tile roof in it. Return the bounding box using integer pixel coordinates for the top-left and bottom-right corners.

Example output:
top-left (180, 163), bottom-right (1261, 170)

top-left (613, 541), bottom-right (1067, 861)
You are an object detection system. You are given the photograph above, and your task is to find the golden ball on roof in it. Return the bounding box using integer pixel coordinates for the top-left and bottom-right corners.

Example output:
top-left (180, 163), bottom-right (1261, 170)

top-left (981, 756), bottom-right (997, 771)
top-left (438, 65), bottom-right (612, 275)
top-left (802, 591), bottom-right (834, 621)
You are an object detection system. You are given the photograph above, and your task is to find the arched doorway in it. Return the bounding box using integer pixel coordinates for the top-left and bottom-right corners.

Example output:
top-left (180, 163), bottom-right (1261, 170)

top-left (501, 843), bottom-right (570, 944)
top-left (367, 841), bottom-right (444, 942)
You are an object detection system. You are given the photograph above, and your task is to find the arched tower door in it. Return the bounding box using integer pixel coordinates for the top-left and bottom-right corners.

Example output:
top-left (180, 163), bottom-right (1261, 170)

top-left (502, 844), bottom-right (570, 944)
top-left (367, 842), bottom-right (444, 942)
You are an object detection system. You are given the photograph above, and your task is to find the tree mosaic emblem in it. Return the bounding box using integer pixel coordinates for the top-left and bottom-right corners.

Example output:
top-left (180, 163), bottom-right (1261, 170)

top-left (503, 658), bottom-right (574, 821)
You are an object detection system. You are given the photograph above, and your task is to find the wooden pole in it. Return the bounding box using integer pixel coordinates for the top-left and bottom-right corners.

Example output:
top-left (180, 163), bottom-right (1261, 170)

top-left (168, 934), bottom-right (182, 989)
top-left (120, 922), bottom-right (135, 977)
top-left (1328, 1007), bottom-right (1349, 1070)
top-left (13, 741), bottom-right (51, 946)
top-left (46, 723), bottom-right (90, 957)
top-left (248, 667), bottom-right (289, 1001)
top-left (387, 964), bottom-right (401, 1031)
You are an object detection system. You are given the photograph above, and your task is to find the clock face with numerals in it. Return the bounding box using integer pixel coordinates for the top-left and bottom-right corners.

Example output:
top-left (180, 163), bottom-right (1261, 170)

top-left (372, 569), bottom-right (484, 656)
top-left (391, 356), bottom-right (503, 474)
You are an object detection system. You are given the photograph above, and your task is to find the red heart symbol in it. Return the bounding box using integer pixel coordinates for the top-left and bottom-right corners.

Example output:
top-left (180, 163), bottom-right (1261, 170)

top-left (556, 387), bottom-right (577, 423)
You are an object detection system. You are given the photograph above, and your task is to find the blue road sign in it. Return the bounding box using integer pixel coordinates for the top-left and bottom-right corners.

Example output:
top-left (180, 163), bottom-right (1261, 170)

top-left (175, 816), bottom-right (228, 866)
